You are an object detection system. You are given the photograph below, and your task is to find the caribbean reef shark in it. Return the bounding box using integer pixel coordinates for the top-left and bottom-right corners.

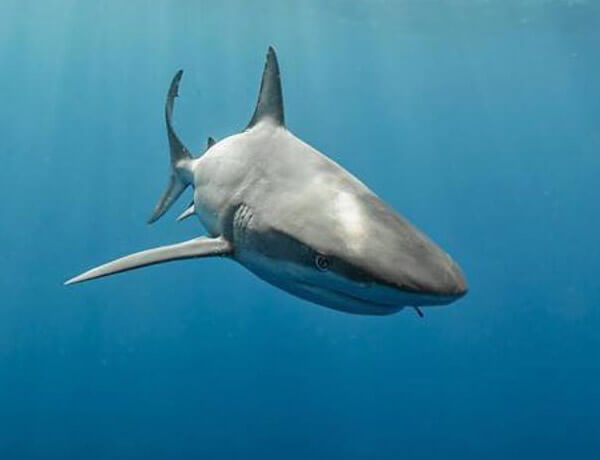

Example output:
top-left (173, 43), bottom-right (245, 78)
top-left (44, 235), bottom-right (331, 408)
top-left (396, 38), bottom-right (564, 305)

top-left (66, 47), bottom-right (467, 316)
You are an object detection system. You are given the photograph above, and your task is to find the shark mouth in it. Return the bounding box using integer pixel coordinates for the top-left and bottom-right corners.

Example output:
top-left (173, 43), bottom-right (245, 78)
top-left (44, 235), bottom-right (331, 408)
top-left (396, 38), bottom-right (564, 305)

top-left (297, 281), bottom-right (461, 315)
top-left (297, 282), bottom-right (403, 316)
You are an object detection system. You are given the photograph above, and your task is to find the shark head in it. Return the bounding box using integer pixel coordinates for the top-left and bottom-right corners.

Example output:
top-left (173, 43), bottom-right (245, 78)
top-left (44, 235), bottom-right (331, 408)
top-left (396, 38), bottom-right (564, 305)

top-left (237, 183), bottom-right (467, 316)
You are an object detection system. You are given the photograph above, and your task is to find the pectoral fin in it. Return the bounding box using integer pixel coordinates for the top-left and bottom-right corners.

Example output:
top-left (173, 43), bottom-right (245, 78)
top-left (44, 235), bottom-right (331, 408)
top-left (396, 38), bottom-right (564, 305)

top-left (65, 236), bottom-right (232, 285)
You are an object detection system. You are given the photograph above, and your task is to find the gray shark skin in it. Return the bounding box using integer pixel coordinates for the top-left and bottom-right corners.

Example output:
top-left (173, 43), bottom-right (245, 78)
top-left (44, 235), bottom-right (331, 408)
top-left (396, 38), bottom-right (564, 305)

top-left (66, 47), bottom-right (468, 316)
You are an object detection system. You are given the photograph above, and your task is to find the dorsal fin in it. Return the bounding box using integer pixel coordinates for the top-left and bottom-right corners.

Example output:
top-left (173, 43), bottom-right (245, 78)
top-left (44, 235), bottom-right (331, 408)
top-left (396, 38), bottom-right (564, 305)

top-left (247, 46), bottom-right (285, 128)
top-left (207, 137), bottom-right (216, 148)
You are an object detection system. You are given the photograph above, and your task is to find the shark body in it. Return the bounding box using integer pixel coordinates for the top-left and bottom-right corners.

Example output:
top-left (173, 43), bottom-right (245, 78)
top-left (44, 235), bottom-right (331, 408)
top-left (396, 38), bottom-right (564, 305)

top-left (66, 47), bottom-right (467, 316)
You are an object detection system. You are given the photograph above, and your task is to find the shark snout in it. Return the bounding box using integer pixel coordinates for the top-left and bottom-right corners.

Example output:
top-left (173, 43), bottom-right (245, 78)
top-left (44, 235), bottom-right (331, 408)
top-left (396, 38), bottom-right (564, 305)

top-left (431, 256), bottom-right (468, 298)
top-left (394, 251), bottom-right (468, 303)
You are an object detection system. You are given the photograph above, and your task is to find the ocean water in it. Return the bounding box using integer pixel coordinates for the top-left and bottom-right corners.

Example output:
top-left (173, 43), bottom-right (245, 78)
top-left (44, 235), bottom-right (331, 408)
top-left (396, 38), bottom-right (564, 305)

top-left (1, 0), bottom-right (599, 458)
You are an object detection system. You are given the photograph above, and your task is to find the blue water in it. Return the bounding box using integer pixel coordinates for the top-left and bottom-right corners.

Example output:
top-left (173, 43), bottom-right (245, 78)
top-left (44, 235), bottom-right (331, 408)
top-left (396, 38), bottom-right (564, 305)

top-left (2, 1), bottom-right (599, 458)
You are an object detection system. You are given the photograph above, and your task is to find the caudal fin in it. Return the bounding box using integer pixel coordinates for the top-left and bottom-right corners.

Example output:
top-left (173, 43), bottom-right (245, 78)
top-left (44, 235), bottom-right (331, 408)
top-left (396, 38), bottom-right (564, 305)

top-left (148, 70), bottom-right (193, 224)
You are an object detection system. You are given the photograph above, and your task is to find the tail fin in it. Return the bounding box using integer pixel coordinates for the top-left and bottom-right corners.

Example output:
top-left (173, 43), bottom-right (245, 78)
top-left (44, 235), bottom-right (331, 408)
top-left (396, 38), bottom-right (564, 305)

top-left (148, 70), bottom-right (193, 224)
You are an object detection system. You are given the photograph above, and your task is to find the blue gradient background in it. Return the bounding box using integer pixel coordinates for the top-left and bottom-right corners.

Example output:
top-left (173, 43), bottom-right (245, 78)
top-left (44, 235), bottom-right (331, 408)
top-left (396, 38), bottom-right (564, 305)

top-left (1, 1), bottom-right (599, 458)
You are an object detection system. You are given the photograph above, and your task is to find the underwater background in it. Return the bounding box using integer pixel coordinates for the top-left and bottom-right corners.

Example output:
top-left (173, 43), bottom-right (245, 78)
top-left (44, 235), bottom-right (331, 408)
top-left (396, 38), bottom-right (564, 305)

top-left (1, 0), bottom-right (599, 458)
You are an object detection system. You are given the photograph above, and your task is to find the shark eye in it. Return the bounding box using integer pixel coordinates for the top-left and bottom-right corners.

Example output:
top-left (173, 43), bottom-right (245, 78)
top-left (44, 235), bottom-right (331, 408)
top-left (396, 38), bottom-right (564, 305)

top-left (314, 253), bottom-right (330, 272)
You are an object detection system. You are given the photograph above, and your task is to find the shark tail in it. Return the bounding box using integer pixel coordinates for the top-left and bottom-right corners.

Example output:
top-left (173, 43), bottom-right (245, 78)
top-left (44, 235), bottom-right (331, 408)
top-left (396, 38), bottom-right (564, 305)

top-left (148, 70), bottom-right (194, 224)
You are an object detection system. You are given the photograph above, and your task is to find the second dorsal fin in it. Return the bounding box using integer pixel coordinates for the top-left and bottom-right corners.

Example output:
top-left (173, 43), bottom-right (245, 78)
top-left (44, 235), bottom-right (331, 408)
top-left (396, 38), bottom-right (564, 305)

top-left (247, 46), bottom-right (284, 129)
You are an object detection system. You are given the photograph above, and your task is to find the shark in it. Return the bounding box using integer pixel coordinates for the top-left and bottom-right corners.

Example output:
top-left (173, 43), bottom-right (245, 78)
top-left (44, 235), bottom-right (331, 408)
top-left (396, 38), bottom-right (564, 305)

top-left (66, 47), bottom-right (468, 316)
